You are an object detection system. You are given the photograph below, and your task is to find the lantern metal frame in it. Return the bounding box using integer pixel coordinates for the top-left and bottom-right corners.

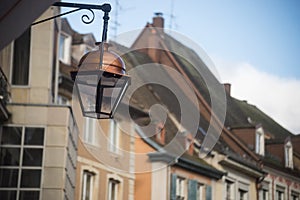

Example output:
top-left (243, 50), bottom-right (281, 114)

top-left (33, 2), bottom-right (130, 119)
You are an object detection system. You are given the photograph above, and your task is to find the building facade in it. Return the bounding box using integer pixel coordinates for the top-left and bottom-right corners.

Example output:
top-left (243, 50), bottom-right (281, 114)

top-left (0, 7), bottom-right (78, 200)
top-left (1, 4), bottom-right (299, 200)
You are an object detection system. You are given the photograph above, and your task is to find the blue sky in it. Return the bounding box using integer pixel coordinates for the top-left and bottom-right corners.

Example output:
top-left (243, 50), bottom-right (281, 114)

top-left (63, 0), bottom-right (300, 134)
top-left (64, 0), bottom-right (300, 78)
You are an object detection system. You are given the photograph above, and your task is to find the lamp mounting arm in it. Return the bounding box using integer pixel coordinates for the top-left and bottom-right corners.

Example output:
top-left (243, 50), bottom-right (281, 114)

top-left (32, 2), bottom-right (111, 26)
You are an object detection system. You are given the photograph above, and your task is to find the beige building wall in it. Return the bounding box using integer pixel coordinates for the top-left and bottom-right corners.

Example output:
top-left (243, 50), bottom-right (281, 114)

top-left (6, 104), bottom-right (78, 200)
top-left (75, 121), bottom-right (135, 200)
top-left (0, 7), bottom-right (78, 200)
top-left (72, 93), bottom-right (135, 200)
top-left (5, 7), bottom-right (57, 105)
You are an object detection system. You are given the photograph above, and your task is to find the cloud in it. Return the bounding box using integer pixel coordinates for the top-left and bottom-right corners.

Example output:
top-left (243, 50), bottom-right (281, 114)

top-left (212, 56), bottom-right (300, 135)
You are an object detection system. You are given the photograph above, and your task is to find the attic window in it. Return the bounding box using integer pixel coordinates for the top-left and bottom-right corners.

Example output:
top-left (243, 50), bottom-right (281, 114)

top-left (255, 127), bottom-right (265, 156)
top-left (284, 141), bottom-right (293, 169)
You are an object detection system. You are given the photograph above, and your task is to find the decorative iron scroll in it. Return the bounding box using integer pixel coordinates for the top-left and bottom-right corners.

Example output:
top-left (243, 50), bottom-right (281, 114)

top-left (31, 2), bottom-right (111, 26)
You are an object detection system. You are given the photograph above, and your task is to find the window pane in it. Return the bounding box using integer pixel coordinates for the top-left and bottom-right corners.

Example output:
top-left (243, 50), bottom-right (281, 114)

top-left (0, 147), bottom-right (20, 166)
top-left (22, 148), bottom-right (43, 166)
top-left (109, 120), bottom-right (119, 152)
top-left (0, 190), bottom-right (17, 200)
top-left (59, 34), bottom-right (66, 60)
top-left (82, 171), bottom-right (94, 200)
top-left (19, 191), bottom-right (40, 200)
top-left (1, 126), bottom-right (22, 145)
top-left (109, 179), bottom-right (119, 200)
top-left (21, 169), bottom-right (41, 188)
top-left (24, 128), bottom-right (44, 145)
top-left (12, 28), bottom-right (30, 85)
top-left (0, 168), bottom-right (19, 187)
top-left (84, 118), bottom-right (95, 143)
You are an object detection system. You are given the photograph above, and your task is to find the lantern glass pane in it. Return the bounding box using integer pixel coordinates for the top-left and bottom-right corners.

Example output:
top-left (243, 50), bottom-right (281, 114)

top-left (100, 75), bottom-right (128, 115)
top-left (76, 74), bottom-right (99, 114)
top-left (74, 70), bottom-right (130, 119)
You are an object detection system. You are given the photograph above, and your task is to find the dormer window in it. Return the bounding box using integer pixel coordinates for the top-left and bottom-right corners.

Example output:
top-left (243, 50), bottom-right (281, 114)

top-left (255, 126), bottom-right (265, 156)
top-left (284, 140), bottom-right (293, 168)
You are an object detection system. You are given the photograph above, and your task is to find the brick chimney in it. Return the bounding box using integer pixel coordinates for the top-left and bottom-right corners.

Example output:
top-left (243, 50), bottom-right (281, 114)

top-left (224, 83), bottom-right (231, 95)
top-left (155, 122), bottom-right (166, 145)
top-left (152, 12), bottom-right (164, 29)
top-left (186, 133), bottom-right (194, 155)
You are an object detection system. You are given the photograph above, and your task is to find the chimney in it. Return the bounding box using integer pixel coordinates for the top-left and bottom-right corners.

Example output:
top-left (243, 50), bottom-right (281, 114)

top-left (152, 12), bottom-right (164, 29)
top-left (186, 133), bottom-right (194, 155)
top-left (224, 83), bottom-right (231, 95)
top-left (155, 122), bottom-right (166, 145)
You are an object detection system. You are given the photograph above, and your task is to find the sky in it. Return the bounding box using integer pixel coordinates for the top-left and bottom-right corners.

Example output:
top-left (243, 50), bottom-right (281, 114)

top-left (63, 0), bottom-right (300, 134)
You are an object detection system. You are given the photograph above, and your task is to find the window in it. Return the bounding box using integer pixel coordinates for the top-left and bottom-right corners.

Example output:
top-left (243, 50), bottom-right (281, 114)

top-left (84, 118), bottom-right (96, 144)
top-left (0, 126), bottom-right (44, 200)
top-left (239, 189), bottom-right (248, 200)
top-left (176, 177), bottom-right (186, 200)
top-left (238, 182), bottom-right (249, 200)
top-left (276, 186), bottom-right (285, 200)
top-left (276, 190), bottom-right (284, 200)
top-left (108, 178), bottom-right (119, 200)
top-left (225, 180), bottom-right (234, 200)
top-left (59, 33), bottom-right (71, 64)
top-left (261, 189), bottom-right (269, 200)
top-left (108, 119), bottom-right (120, 153)
top-left (259, 182), bottom-right (269, 200)
top-left (12, 28), bottom-right (31, 85)
top-left (187, 180), bottom-right (207, 200)
top-left (196, 183), bottom-right (204, 200)
top-left (285, 141), bottom-right (293, 168)
top-left (81, 170), bottom-right (94, 200)
top-left (57, 94), bottom-right (70, 105)
top-left (255, 127), bottom-right (265, 156)
top-left (291, 191), bottom-right (300, 200)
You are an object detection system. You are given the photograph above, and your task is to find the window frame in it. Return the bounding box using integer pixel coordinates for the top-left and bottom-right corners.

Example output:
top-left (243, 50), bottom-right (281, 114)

top-left (225, 179), bottom-right (235, 200)
top-left (83, 117), bottom-right (96, 145)
top-left (276, 185), bottom-right (285, 200)
top-left (291, 191), bottom-right (300, 200)
top-left (176, 176), bottom-right (186, 200)
top-left (57, 94), bottom-right (70, 105)
top-left (0, 125), bottom-right (45, 200)
top-left (258, 181), bottom-right (270, 200)
top-left (58, 32), bottom-right (71, 64)
top-left (108, 119), bottom-right (120, 154)
top-left (107, 174), bottom-right (123, 200)
top-left (81, 170), bottom-right (95, 200)
top-left (255, 127), bottom-right (265, 156)
top-left (238, 189), bottom-right (248, 200)
top-left (284, 141), bottom-right (293, 168)
top-left (196, 183), bottom-right (204, 200)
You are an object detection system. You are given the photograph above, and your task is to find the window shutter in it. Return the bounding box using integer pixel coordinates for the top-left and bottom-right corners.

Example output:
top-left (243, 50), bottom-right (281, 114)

top-left (206, 185), bottom-right (212, 200)
top-left (170, 174), bottom-right (177, 200)
top-left (188, 179), bottom-right (197, 200)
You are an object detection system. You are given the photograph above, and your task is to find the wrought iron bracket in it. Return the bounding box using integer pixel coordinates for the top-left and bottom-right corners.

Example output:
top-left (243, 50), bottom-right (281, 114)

top-left (32, 2), bottom-right (111, 26)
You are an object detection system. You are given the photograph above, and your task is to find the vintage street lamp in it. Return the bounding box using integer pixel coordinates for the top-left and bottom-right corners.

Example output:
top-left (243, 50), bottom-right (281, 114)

top-left (34, 2), bottom-right (130, 119)
top-left (71, 43), bottom-right (130, 119)
top-left (70, 7), bottom-right (130, 119)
